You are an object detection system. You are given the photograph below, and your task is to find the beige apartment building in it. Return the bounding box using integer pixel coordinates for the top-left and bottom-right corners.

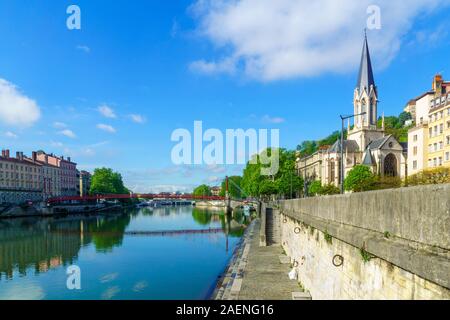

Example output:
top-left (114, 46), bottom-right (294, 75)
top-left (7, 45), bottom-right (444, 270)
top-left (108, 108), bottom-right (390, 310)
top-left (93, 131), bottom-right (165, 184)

top-left (0, 150), bottom-right (43, 203)
top-left (407, 75), bottom-right (450, 175)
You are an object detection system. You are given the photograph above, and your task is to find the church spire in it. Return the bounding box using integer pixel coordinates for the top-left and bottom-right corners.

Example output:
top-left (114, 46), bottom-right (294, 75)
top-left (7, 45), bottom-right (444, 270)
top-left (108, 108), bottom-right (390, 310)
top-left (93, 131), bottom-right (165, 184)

top-left (356, 32), bottom-right (376, 95)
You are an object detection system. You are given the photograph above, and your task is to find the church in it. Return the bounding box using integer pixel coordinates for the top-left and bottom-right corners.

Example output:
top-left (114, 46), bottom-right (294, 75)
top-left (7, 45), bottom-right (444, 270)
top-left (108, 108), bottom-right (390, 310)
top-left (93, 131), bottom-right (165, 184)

top-left (296, 35), bottom-right (408, 187)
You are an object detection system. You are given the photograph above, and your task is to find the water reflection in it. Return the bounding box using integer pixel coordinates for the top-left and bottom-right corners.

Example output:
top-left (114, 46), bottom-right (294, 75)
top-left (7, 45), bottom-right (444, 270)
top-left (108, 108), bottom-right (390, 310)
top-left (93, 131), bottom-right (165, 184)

top-left (0, 206), bottom-right (251, 283)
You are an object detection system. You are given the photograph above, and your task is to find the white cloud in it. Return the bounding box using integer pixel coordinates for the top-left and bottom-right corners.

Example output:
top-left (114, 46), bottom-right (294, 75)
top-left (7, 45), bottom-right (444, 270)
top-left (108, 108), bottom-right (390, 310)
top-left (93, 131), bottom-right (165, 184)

top-left (53, 122), bottom-right (67, 129)
top-left (98, 105), bottom-right (117, 118)
top-left (58, 129), bottom-right (77, 139)
top-left (0, 78), bottom-right (41, 127)
top-left (190, 57), bottom-right (236, 75)
top-left (190, 0), bottom-right (448, 81)
top-left (261, 115), bottom-right (285, 124)
top-left (129, 114), bottom-right (146, 124)
top-left (97, 123), bottom-right (116, 133)
top-left (4, 131), bottom-right (18, 139)
top-left (76, 45), bottom-right (91, 53)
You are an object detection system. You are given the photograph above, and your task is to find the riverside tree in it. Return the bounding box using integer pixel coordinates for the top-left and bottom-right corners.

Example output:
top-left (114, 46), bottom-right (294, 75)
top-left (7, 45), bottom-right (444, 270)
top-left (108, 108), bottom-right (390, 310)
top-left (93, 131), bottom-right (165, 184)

top-left (193, 185), bottom-right (212, 197)
top-left (90, 168), bottom-right (129, 195)
top-left (219, 176), bottom-right (243, 199)
top-left (241, 148), bottom-right (303, 199)
top-left (344, 165), bottom-right (376, 193)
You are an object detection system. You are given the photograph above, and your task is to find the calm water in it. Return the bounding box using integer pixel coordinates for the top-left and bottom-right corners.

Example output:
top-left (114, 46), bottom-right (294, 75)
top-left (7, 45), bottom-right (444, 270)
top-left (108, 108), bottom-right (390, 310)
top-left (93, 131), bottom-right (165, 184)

top-left (0, 206), bottom-right (249, 300)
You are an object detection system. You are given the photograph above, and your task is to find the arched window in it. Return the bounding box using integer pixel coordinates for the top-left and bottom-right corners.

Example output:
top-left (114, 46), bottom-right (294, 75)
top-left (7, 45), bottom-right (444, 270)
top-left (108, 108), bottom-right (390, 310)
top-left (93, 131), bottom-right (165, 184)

top-left (384, 153), bottom-right (398, 177)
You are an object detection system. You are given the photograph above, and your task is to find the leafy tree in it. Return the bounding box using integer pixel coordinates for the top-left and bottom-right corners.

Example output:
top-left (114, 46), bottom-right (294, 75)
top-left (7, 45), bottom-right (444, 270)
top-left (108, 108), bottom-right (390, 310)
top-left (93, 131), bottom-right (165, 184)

top-left (259, 180), bottom-right (277, 196)
top-left (193, 184), bottom-right (212, 197)
top-left (344, 165), bottom-right (376, 192)
top-left (308, 180), bottom-right (322, 196)
top-left (275, 150), bottom-right (303, 198)
top-left (90, 168), bottom-right (129, 195)
top-left (398, 112), bottom-right (412, 126)
top-left (219, 176), bottom-right (243, 198)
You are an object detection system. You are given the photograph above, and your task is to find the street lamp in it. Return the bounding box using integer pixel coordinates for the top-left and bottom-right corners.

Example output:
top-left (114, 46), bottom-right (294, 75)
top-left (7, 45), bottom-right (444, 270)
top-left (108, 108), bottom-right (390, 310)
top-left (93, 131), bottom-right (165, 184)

top-left (339, 112), bottom-right (366, 194)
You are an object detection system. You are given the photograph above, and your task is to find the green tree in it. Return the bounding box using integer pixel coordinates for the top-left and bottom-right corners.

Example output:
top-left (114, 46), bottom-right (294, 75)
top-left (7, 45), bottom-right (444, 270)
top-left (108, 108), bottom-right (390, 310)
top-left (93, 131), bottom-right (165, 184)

top-left (308, 180), bottom-right (322, 196)
top-left (398, 112), bottom-right (412, 126)
top-left (219, 176), bottom-right (243, 198)
top-left (90, 168), bottom-right (129, 195)
top-left (275, 150), bottom-right (303, 198)
top-left (259, 180), bottom-right (277, 196)
top-left (344, 165), bottom-right (376, 192)
top-left (193, 184), bottom-right (212, 197)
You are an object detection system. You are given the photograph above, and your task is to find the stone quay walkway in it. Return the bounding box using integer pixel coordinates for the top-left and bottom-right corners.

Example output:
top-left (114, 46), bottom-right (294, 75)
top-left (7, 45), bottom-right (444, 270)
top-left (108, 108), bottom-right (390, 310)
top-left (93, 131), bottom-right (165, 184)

top-left (213, 219), bottom-right (311, 300)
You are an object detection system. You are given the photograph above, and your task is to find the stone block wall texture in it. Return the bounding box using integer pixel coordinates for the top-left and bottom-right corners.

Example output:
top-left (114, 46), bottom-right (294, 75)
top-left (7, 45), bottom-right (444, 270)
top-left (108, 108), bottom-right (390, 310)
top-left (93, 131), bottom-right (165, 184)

top-left (277, 184), bottom-right (450, 300)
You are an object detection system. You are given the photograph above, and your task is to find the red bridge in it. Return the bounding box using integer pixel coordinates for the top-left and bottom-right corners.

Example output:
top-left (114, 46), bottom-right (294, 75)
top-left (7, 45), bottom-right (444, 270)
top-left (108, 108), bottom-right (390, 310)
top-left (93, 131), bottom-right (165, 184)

top-left (47, 193), bottom-right (226, 204)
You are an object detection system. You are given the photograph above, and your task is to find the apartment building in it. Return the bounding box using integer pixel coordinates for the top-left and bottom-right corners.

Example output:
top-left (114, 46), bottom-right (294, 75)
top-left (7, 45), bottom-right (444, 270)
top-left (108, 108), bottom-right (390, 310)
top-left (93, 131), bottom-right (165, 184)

top-left (36, 151), bottom-right (78, 197)
top-left (407, 75), bottom-right (450, 175)
top-left (0, 150), bottom-right (43, 204)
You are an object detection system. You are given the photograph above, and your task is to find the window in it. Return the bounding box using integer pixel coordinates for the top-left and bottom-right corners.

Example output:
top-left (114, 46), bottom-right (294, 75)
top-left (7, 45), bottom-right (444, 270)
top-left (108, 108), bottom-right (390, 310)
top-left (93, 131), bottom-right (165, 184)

top-left (413, 135), bottom-right (418, 142)
top-left (447, 136), bottom-right (450, 145)
top-left (413, 161), bottom-right (417, 170)
top-left (446, 152), bottom-right (450, 162)
top-left (439, 157), bottom-right (443, 166)
top-left (413, 146), bottom-right (418, 156)
top-left (440, 124), bottom-right (444, 134)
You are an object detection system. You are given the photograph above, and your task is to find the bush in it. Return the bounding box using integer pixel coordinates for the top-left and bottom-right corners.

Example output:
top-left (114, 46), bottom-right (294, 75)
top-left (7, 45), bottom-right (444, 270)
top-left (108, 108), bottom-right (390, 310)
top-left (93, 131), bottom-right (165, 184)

top-left (373, 176), bottom-right (402, 190)
top-left (319, 184), bottom-right (341, 195)
top-left (308, 181), bottom-right (322, 196)
top-left (344, 165), bottom-right (376, 192)
top-left (407, 167), bottom-right (450, 186)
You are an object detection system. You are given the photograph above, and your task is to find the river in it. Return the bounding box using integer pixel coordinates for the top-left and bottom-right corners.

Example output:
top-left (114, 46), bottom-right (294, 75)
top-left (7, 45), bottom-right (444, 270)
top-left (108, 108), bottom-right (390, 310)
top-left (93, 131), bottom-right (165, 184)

top-left (0, 206), bottom-right (250, 300)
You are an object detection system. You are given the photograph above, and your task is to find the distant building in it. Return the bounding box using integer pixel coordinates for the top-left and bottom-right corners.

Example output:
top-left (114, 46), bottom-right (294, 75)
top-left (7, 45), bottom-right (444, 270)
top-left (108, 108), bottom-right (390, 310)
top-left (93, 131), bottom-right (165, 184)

top-left (0, 150), bottom-right (43, 204)
top-left (79, 170), bottom-right (91, 197)
top-left (26, 151), bottom-right (61, 200)
top-left (407, 75), bottom-right (450, 175)
top-left (297, 35), bottom-right (407, 187)
top-left (211, 186), bottom-right (222, 196)
top-left (36, 151), bottom-right (78, 196)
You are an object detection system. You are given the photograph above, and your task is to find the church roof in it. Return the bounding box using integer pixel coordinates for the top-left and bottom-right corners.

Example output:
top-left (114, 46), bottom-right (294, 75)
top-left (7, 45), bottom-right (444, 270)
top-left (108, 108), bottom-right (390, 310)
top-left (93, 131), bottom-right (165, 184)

top-left (362, 149), bottom-right (375, 166)
top-left (328, 140), bottom-right (359, 153)
top-left (356, 34), bottom-right (376, 96)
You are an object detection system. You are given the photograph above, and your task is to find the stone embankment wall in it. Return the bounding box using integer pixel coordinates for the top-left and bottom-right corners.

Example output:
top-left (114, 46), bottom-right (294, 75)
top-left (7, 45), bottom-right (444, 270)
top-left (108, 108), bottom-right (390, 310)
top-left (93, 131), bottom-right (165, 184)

top-left (275, 184), bottom-right (450, 300)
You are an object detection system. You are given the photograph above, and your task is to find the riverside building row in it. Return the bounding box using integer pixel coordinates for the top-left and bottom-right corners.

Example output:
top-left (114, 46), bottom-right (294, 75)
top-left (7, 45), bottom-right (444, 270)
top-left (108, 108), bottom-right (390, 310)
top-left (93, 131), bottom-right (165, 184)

top-left (0, 150), bottom-right (91, 204)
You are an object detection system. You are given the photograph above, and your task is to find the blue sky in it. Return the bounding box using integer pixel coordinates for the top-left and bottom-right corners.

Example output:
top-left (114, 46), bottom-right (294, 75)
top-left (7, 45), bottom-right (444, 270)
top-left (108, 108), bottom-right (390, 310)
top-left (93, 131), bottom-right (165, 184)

top-left (0, 0), bottom-right (449, 192)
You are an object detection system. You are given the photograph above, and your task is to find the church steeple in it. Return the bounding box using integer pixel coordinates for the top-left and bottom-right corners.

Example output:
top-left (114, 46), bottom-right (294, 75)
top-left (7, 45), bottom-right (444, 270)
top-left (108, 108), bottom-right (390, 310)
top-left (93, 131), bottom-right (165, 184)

top-left (356, 32), bottom-right (376, 96)
top-left (352, 33), bottom-right (378, 130)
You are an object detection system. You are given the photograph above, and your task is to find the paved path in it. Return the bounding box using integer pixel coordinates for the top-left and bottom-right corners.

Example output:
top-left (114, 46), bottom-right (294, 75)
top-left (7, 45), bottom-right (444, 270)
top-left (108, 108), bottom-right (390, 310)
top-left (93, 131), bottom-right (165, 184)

top-left (214, 219), bottom-right (309, 300)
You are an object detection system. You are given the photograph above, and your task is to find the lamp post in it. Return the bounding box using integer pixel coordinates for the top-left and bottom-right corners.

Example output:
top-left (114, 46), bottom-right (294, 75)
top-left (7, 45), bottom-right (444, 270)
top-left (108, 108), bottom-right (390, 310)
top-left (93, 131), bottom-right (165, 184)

top-left (339, 112), bottom-right (366, 194)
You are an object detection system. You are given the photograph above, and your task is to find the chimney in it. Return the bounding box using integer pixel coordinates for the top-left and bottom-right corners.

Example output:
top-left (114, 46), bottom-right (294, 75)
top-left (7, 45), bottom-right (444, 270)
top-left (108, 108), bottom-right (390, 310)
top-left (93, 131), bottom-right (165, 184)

top-left (16, 151), bottom-right (20, 159)
top-left (68, 157), bottom-right (71, 162)
top-left (45, 155), bottom-right (48, 164)
top-left (32, 151), bottom-right (37, 162)
top-left (5, 149), bottom-right (9, 158)
top-left (1, 150), bottom-right (4, 158)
